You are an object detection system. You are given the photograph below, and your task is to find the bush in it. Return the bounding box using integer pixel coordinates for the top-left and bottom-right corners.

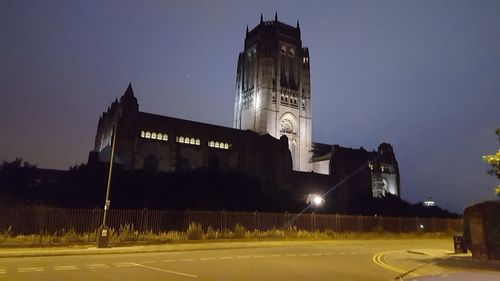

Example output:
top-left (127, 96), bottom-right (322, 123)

top-left (187, 222), bottom-right (203, 240)
top-left (117, 224), bottom-right (138, 241)
top-left (206, 226), bottom-right (218, 239)
top-left (62, 228), bottom-right (84, 243)
top-left (234, 224), bottom-right (246, 239)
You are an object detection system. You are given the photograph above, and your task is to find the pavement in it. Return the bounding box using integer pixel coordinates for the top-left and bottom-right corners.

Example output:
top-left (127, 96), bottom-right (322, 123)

top-left (377, 247), bottom-right (500, 280)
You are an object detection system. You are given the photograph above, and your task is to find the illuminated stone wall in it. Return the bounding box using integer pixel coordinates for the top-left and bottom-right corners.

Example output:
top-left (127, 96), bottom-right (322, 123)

top-left (234, 16), bottom-right (312, 172)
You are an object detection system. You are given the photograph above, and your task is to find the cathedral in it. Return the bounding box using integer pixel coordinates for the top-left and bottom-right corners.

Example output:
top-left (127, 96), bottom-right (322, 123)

top-left (89, 15), bottom-right (401, 203)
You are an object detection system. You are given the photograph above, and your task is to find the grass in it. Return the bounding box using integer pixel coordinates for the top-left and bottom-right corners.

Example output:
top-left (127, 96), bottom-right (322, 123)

top-left (0, 223), bottom-right (454, 247)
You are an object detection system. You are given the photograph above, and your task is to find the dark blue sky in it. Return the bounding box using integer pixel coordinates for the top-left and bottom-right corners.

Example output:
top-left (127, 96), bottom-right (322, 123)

top-left (1, 0), bottom-right (499, 213)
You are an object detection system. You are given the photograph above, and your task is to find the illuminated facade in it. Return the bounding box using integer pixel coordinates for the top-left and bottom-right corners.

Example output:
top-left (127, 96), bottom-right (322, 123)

top-left (234, 14), bottom-right (312, 172)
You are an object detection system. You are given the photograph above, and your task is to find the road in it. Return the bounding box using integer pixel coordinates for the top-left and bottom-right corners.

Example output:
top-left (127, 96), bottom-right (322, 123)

top-left (0, 239), bottom-right (474, 281)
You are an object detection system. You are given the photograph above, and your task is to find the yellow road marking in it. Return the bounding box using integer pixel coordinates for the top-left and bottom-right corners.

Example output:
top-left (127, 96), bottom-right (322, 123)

top-left (372, 251), bottom-right (413, 276)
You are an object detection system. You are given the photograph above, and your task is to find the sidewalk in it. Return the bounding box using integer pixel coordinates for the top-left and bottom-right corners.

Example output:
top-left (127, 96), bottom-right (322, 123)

top-left (0, 240), bottom-right (340, 258)
top-left (383, 248), bottom-right (500, 278)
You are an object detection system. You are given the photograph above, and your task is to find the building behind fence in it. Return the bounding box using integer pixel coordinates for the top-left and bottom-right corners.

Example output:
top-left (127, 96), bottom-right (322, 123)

top-left (0, 207), bottom-right (462, 235)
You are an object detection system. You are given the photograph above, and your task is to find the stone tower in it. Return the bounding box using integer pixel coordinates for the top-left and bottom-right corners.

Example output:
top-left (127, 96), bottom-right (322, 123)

top-left (233, 14), bottom-right (312, 171)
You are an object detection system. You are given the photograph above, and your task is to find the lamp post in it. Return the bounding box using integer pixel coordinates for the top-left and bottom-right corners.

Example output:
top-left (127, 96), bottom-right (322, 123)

top-left (97, 125), bottom-right (117, 248)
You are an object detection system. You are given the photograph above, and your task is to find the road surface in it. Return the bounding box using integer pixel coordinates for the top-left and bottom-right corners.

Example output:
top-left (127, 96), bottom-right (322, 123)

top-left (0, 239), bottom-right (493, 281)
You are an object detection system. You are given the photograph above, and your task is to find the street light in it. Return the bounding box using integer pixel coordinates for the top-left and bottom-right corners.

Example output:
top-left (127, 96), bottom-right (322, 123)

top-left (97, 125), bottom-right (117, 248)
top-left (306, 193), bottom-right (325, 208)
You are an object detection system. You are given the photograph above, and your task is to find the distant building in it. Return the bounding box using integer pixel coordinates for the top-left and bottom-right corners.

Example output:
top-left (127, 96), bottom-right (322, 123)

top-left (423, 195), bottom-right (436, 207)
top-left (89, 15), bottom-right (401, 204)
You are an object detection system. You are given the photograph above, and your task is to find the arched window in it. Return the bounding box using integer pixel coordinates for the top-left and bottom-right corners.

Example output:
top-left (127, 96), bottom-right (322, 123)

top-left (145, 131), bottom-right (151, 138)
top-left (151, 132), bottom-right (157, 139)
top-left (185, 137), bottom-right (190, 144)
top-left (195, 139), bottom-right (200, 145)
top-left (157, 133), bottom-right (162, 140)
top-left (224, 143), bottom-right (229, 149)
top-left (141, 130), bottom-right (145, 138)
top-left (179, 136), bottom-right (184, 143)
top-left (163, 134), bottom-right (168, 141)
top-left (215, 142), bottom-right (220, 148)
top-left (209, 141), bottom-right (214, 147)
top-left (190, 138), bottom-right (195, 145)
top-left (280, 118), bottom-right (294, 134)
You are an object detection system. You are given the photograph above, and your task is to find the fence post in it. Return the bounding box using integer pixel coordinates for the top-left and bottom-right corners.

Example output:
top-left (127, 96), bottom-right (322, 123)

top-left (335, 213), bottom-right (339, 232)
top-left (358, 215), bottom-right (362, 232)
top-left (311, 212), bottom-right (315, 232)
top-left (378, 215), bottom-right (383, 232)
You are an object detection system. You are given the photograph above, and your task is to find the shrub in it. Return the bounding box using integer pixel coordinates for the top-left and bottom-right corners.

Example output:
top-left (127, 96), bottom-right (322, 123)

top-left (117, 224), bottom-right (138, 241)
top-left (206, 226), bottom-right (218, 239)
top-left (62, 228), bottom-right (84, 243)
top-left (233, 224), bottom-right (246, 239)
top-left (187, 222), bottom-right (203, 240)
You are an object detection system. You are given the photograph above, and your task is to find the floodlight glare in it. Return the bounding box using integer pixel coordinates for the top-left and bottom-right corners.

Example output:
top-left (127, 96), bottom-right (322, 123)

top-left (306, 193), bottom-right (325, 207)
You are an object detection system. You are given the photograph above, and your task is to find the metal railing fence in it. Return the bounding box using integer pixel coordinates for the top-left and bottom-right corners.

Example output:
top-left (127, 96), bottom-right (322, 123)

top-left (0, 207), bottom-right (462, 235)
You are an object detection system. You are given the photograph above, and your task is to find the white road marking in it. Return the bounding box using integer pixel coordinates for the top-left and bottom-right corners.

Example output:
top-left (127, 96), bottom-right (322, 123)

top-left (18, 267), bottom-right (44, 273)
top-left (86, 264), bottom-right (109, 269)
top-left (285, 254), bottom-right (297, 257)
top-left (268, 254), bottom-right (281, 258)
top-left (0, 269), bottom-right (6, 274)
top-left (220, 256), bottom-right (234, 260)
top-left (181, 258), bottom-right (195, 262)
top-left (162, 259), bottom-right (177, 263)
top-left (54, 265), bottom-right (78, 271)
top-left (140, 261), bottom-right (158, 264)
top-left (200, 257), bottom-right (217, 261)
top-left (131, 263), bottom-right (198, 278)
top-left (114, 262), bottom-right (136, 268)
top-left (299, 253), bottom-right (310, 257)
top-left (312, 253), bottom-right (322, 256)
top-left (236, 255), bottom-right (250, 259)
top-left (251, 255), bottom-right (265, 258)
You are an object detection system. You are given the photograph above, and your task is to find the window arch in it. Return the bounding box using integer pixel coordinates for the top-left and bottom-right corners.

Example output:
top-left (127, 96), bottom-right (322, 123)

top-left (145, 131), bottom-right (151, 138)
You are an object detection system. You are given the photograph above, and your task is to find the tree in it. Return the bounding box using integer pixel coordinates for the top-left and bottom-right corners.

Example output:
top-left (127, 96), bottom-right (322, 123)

top-left (482, 128), bottom-right (500, 196)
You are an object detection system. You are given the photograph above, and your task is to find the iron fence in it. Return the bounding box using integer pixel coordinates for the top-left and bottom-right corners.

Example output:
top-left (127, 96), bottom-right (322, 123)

top-left (0, 207), bottom-right (462, 235)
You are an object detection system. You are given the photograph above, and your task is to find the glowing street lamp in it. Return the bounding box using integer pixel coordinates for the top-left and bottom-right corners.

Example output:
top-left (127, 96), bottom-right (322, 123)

top-left (306, 193), bottom-right (325, 207)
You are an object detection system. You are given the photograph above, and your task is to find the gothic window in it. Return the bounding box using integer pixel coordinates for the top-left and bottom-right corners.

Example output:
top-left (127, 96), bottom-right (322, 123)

top-left (195, 139), bottom-right (200, 145)
top-left (209, 141), bottom-right (214, 147)
top-left (163, 134), bottom-right (168, 141)
top-left (145, 131), bottom-right (151, 138)
top-left (215, 142), bottom-right (220, 148)
top-left (280, 118), bottom-right (294, 134)
top-left (151, 132), bottom-right (157, 139)
top-left (190, 138), bottom-right (195, 145)
top-left (179, 136), bottom-right (184, 143)
top-left (141, 130), bottom-right (145, 138)
top-left (157, 133), bottom-right (162, 140)
top-left (224, 143), bottom-right (229, 149)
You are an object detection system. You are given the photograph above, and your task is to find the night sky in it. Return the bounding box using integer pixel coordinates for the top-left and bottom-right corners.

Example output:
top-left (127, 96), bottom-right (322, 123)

top-left (1, 0), bottom-right (499, 213)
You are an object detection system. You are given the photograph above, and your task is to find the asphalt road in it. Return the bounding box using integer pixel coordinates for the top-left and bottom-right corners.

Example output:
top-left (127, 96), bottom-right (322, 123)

top-left (0, 239), bottom-right (465, 281)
